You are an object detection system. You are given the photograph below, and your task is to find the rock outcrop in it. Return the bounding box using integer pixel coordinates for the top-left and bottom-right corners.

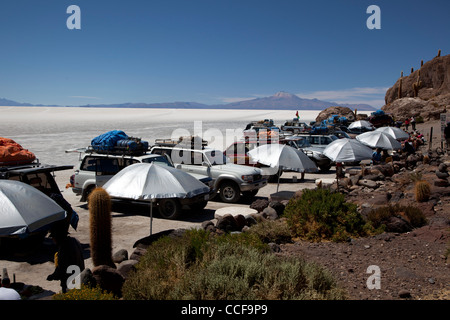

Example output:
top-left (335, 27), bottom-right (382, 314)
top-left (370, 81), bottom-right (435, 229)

top-left (382, 52), bottom-right (450, 120)
top-left (315, 106), bottom-right (356, 123)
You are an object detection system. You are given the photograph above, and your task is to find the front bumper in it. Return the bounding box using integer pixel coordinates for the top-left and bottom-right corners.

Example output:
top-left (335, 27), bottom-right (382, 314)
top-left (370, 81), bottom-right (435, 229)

top-left (240, 179), bottom-right (268, 192)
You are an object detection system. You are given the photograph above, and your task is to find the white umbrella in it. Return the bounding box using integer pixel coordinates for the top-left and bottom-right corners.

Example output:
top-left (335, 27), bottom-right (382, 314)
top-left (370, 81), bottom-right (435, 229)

top-left (348, 120), bottom-right (374, 130)
top-left (323, 138), bottom-right (373, 163)
top-left (356, 131), bottom-right (402, 150)
top-left (248, 144), bottom-right (318, 191)
top-left (103, 163), bottom-right (210, 234)
top-left (0, 180), bottom-right (66, 236)
top-left (375, 126), bottom-right (410, 140)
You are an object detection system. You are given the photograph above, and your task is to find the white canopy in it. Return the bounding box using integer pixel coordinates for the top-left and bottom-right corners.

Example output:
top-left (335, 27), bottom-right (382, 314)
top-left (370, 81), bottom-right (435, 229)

top-left (356, 131), bottom-right (402, 150)
top-left (103, 162), bottom-right (210, 200)
top-left (0, 180), bottom-right (66, 236)
top-left (375, 126), bottom-right (410, 140)
top-left (323, 138), bottom-right (373, 162)
top-left (248, 143), bottom-right (318, 173)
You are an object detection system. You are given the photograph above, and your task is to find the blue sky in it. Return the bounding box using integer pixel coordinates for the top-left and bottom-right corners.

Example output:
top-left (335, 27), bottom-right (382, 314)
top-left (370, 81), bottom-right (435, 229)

top-left (1, 0), bottom-right (449, 108)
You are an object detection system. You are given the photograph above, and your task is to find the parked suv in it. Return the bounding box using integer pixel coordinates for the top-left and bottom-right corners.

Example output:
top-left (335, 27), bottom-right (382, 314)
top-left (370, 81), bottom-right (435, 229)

top-left (68, 150), bottom-right (214, 218)
top-left (1, 162), bottom-right (73, 197)
top-left (150, 141), bottom-right (267, 203)
top-left (0, 162), bottom-right (75, 242)
top-left (293, 134), bottom-right (338, 171)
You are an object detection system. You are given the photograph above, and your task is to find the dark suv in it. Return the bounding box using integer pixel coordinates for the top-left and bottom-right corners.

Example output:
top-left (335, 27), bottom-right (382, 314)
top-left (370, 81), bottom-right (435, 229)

top-left (0, 162), bottom-right (74, 243)
top-left (0, 162), bottom-right (73, 197)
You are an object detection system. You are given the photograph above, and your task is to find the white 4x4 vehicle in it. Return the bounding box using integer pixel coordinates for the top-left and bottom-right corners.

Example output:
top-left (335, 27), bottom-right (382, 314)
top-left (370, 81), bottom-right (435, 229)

top-left (68, 150), bottom-right (214, 219)
top-left (150, 142), bottom-right (267, 203)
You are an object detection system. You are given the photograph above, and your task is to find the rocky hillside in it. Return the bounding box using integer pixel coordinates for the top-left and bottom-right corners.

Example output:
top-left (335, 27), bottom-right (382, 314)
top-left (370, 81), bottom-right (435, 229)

top-left (382, 51), bottom-right (450, 121)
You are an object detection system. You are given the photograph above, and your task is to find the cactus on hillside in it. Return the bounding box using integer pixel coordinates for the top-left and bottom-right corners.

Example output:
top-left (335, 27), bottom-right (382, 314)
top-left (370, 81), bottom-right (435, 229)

top-left (88, 187), bottom-right (115, 268)
top-left (414, 180), bottom-right (431, 202)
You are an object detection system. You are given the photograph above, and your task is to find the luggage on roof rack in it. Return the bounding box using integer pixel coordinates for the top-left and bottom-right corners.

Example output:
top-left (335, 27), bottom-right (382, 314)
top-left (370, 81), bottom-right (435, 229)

top-left (0, 137), bottom-right (36, 167)
top-left (90, 130), bottom-right (149, 155)
top-left (154, 136), bottom-right (208, 149)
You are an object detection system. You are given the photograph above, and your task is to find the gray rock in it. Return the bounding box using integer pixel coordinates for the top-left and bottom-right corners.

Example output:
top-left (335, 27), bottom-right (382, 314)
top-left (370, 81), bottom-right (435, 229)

top-left (269, 201), bottom-right (286, 216)
top-left (262, 206), bottom-right (278, 220)
top-left (216, 214), bottom-right (238, 232)
top-left (358, 179), bottom-right (378, 189)
top-left (386, 216), bottom-right (413, 233)
top-left (79, 268), bottom-right (96, 288)
top-left (268, 242), bottom-right (281, 253)
top-left (234, 214), bottom-right (247, 230)
top-left (244, 214), bottom-right (258, 227)
top-left (201, 220), bottom-right (214, 230)
top-left (130, 247), bottom-right (147, 261)
top-left (112, 249), bottom-right (128, 264)
top-left (117, 260), bottom-right (138, 279)
top-left (250, 199), bottom-right (269, 213)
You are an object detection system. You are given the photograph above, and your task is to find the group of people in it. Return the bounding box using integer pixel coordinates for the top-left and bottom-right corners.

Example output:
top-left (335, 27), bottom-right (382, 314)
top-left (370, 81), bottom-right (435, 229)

top-left (403, 116), bottom-right (417, 131)
top-left (371, 128), bottom-right (424, 164)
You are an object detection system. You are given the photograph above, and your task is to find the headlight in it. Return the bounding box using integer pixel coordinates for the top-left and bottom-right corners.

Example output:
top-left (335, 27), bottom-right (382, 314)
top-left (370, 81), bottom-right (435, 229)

top-left (241, 175), bottom-right (254, 182)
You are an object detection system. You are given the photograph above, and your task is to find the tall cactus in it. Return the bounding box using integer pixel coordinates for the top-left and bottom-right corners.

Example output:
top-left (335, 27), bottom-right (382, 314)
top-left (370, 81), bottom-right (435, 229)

top-left (398, 76), bottom-right (403, 99)
top-left (412, 70), bottom-right (422, 98)
top-left (88, 187), bottom-right (115, 268)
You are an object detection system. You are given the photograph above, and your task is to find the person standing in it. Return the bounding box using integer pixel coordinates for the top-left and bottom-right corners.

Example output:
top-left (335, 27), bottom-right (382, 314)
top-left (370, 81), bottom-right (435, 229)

top-left (444, 121), bottom-right (450, 153)
top-left (404, 118), bottom-right (410, 131)
top-left (47, 229), bottom-right (85, 293)
top-left (411, 117), bottom-right (416, 131)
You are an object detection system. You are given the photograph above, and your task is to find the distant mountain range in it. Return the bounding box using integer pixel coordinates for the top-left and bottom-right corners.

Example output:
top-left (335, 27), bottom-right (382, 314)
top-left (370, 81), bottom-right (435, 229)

top-left (1, 92), bottom-right (377, 111)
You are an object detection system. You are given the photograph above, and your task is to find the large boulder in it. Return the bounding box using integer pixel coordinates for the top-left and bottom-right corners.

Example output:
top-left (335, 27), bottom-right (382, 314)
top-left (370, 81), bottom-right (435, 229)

top-left (315, 106), bottom-right (356, 123)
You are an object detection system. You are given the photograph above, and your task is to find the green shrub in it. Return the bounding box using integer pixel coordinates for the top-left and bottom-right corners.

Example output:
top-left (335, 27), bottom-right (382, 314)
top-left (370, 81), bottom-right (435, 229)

top-left (53, 285), bottom-right (117, 300)
top-left (367, 204), bottom-right (427, 230)
top-left (122, 228), bottom-right (346, 300)
top-left (245, 219), bottom-right (292, 244)
top-left (282, 188), bottom-right (371, 242)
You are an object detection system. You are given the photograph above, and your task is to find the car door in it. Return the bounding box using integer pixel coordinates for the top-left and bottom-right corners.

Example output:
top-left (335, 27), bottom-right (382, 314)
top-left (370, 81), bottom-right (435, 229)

top-left (95, 157), bottom-right (120, 187)
top-left (182, 150), bottom-right (210, 176)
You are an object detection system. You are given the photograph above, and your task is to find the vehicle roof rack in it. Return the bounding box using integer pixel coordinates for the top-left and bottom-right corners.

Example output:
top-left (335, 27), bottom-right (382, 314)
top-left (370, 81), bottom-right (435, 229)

top-left (154, 136), bottom-right (208, 150)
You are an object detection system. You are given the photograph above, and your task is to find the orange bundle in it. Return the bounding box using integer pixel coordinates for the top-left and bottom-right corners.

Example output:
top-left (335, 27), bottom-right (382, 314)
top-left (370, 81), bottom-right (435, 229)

top-left (0, 137), bottom-right (36, 166)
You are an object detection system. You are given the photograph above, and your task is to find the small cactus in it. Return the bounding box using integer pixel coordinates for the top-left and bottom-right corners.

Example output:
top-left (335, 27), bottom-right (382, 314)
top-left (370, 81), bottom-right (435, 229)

top-left (88, 187), bottom-right (115, 268)
top-left (438, 49), bottom-right (441, 57)
top-left (414, 180), bottom-right (431, 202)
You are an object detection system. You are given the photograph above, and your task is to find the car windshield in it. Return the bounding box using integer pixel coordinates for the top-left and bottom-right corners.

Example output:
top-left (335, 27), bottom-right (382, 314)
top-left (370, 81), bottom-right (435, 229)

top-left (142, 155), bottom-right (173, 167)
top-left (205, 150), bottom-right (228, 165)
top-left (330, 135), bottom-right (338, 141)
top-left (293, 139), bottom-right (311, 148)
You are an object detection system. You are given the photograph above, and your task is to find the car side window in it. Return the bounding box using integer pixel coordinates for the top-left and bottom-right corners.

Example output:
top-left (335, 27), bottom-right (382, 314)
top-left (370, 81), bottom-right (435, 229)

top-left (96, 158), bottom-right (119, 176)
top-left (81, 157), bottom-right (96, 171)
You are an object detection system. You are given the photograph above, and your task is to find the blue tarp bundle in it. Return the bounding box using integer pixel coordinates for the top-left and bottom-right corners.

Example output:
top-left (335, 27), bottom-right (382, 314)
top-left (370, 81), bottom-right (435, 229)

top-left (371, 110), bottom-right (385, 116)
top-left (311, 126), bottom-right (328, 134)
top-left (91, 130), bottom-right (128, 152)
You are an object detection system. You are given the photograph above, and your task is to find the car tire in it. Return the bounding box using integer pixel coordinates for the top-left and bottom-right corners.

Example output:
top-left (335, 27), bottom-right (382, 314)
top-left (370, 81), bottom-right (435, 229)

top-left (190, 200), bottom-right (208, 212)
top-left (83, 185), bottom-right (95, 203)
top-left (219, 181), bottom-right (241, 203)
top-left (319, 164), bottom-right (331, 172)
top-left (158, 198), bottom-right (182, 220)
top-left (242, 190), bottom-right (258, 199)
